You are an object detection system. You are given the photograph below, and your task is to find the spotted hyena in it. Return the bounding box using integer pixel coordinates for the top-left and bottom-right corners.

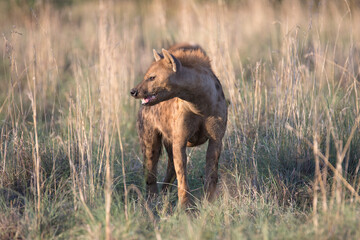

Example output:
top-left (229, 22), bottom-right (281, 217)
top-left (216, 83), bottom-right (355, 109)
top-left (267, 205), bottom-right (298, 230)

top-left (130, 44), bottom-right (227, 207)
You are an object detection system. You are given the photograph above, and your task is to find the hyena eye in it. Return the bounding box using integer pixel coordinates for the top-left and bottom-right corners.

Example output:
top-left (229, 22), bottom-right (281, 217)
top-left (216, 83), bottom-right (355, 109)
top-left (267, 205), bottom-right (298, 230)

top-left (147, 76), bottom-right (156, 81)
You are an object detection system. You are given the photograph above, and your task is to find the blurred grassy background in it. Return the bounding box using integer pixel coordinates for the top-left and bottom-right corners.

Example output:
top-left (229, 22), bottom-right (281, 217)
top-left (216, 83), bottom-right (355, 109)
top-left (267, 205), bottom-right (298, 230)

top-left (1, 0), bottom-right (360, 239)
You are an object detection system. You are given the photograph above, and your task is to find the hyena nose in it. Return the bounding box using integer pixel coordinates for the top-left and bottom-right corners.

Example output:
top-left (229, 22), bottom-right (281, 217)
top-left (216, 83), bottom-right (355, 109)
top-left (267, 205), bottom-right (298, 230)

top-left (130, 88), bottom-right (138, 97)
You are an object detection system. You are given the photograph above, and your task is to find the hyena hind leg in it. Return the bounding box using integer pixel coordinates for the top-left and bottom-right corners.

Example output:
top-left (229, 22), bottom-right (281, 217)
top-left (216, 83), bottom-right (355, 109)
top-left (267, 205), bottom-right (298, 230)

top-left (140, 131), bottom-right (162, 199)
top-left (204, 139), bottom-right (222, 202)
top-left (161, 141), bottom-right (176, 193)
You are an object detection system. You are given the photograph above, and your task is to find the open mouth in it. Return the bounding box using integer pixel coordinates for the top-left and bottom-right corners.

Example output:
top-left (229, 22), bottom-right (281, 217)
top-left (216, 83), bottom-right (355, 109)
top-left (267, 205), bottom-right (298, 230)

top-left (141, 95), bottom-right (157, 105)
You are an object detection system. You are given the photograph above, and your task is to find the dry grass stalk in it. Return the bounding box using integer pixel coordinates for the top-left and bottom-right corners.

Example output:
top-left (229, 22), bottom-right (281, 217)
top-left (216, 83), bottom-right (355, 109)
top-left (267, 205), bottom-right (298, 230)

top-left (28, 58), bottom-right (42, 228)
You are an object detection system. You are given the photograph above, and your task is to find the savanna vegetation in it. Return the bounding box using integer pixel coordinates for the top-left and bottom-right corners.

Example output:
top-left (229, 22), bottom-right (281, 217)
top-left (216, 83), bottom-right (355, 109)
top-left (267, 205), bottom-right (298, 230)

top-left (1, 0), bottom-right (360, 239)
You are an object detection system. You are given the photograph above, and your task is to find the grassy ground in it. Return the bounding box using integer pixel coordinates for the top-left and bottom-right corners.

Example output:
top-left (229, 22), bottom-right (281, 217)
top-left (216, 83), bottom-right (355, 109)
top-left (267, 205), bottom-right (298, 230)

top-left (1, 0), bottom-right (360, 239)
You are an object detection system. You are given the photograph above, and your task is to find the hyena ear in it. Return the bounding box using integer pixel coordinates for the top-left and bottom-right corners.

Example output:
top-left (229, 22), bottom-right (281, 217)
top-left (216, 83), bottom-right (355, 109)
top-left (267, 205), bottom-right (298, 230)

top-left (162, 48), bottom-right (181, 72)
top-left (153, 49), bottom-right (162, 62)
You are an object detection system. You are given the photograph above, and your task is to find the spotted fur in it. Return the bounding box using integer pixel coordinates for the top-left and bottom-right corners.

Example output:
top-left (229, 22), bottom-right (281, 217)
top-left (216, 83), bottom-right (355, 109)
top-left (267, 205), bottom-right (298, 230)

top-left (130, 43), bottom-right (227, 207)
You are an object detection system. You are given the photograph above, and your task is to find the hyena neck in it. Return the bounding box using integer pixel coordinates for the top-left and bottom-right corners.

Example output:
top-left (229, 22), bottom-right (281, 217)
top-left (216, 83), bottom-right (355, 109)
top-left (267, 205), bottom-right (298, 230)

top-left (174, 67), bottom-right (215, 115)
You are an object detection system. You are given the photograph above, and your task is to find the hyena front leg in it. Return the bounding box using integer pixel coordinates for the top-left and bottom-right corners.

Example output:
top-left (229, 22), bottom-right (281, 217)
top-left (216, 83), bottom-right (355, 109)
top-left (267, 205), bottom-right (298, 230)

top-left (204, 139), bottom-right (222, 202)
top-left (172, 141), bottom-right (190, 207)
top-left (140, 130), bottom-right (162, 199)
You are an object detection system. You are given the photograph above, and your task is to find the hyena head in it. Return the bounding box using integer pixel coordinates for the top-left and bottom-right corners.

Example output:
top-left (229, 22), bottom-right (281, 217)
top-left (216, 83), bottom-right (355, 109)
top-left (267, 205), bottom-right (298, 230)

top-left (130, 49), bottom-right (182, 106)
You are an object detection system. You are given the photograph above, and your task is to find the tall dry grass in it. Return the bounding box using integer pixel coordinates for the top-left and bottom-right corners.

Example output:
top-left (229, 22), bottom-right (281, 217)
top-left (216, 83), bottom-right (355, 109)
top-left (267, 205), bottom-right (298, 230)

top-left (1, 0), bottom-right (360, 238)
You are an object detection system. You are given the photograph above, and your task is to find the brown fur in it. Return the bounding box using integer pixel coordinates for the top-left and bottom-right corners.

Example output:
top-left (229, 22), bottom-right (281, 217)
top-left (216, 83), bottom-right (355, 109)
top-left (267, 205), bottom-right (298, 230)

top-left (171, 49), bottom-right (211, 69)
top-left (167, 42), bottom-right (207, 56)
top-left (130, 44), bottom-right (227, 207)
